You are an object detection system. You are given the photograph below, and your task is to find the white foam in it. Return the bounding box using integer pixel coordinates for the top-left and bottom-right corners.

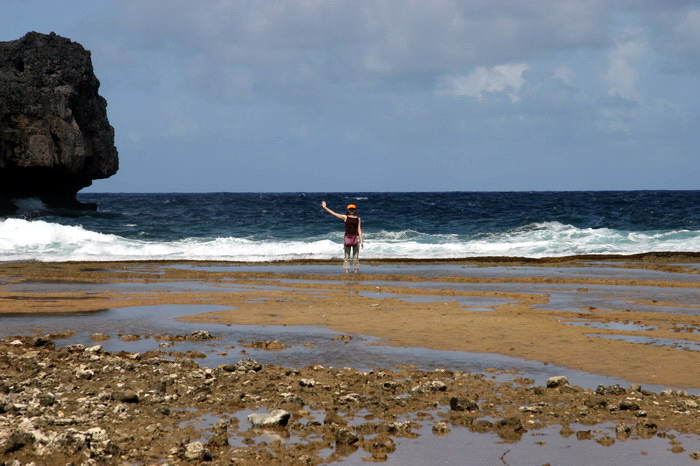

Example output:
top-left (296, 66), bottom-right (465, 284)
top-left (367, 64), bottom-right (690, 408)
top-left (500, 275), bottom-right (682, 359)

top-left (12, 197), bottom-right (47, 212)
top-left (1, 219), bottom-right (699, 262)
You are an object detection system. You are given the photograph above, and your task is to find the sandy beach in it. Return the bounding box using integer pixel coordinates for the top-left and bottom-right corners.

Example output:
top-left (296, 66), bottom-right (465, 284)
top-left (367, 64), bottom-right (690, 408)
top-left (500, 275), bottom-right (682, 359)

top-left (2, 255), bottom-right (700, 463)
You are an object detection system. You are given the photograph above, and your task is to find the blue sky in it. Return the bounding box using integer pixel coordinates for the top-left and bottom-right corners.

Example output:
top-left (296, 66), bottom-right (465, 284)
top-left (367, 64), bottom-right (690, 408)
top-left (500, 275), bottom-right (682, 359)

top-left (2, 0), bottom-right (699, 192)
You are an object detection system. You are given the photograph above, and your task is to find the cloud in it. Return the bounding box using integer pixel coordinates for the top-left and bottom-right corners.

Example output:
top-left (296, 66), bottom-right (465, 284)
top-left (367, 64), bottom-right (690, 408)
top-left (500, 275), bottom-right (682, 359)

top-left (672, 8), bottom-right (700, 55)
top-left (103, 0), bottom-right (609, 99)
top-left (552, 65), bottom-right (576, 86)
top-left (436, 64), bottom-right (529, 103)
top-left (604, 27), bottom-right (647, 101)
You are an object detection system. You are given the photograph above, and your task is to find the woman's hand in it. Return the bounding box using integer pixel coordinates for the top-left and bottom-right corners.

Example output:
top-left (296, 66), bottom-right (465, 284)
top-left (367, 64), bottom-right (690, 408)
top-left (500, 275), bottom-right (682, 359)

top-left (321, 201), bottom-right (327, 209)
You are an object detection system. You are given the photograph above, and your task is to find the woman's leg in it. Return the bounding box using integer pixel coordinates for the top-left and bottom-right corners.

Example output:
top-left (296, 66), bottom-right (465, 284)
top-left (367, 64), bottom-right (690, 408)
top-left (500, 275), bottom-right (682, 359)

top-left (343, 246), bottom-right (351, 273)
top-left (351, 244), bottom-right (360, 272)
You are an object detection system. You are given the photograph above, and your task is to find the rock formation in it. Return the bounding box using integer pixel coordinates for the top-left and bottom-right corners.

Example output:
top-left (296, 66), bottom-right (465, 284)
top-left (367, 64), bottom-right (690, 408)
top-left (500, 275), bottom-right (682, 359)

top-left (0, 32), bottom-right (118, 214)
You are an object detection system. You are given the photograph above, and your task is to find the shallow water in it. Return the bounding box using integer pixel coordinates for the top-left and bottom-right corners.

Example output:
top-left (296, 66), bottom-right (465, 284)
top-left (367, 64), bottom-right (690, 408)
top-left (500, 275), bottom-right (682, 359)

top-left (372, 422), bottom-right (700, 466)
top-left (1, 280), bottom-right (288, 294)
top-left (1, 302), bottom-right (694, 393)
top-left (589, 334), bottom-right (700, 352)
top-left (168, 262), bottom-right (700, 282)
top-left (175, 409), bottom-right (700, 466)
top-left (564, 320), bottom-right (658, 332)
top-left (269, 276), bottom-right (700, 315)
top-left (359, 290), bottom-right (511, 311)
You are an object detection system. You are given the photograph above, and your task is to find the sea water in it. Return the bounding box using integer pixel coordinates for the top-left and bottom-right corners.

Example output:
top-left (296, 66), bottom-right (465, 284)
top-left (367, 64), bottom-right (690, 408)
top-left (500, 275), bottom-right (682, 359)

top-left (1, 191), bottom-right (699, 262)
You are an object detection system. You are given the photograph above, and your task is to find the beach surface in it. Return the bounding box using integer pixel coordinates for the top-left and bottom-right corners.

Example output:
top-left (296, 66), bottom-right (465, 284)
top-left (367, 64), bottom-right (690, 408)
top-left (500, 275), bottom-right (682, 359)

top-left (2, 255), bottom-right (700, 464)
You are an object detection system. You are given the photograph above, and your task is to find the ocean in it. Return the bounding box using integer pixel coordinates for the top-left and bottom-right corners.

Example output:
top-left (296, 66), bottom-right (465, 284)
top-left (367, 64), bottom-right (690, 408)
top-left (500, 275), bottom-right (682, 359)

top-left (1, 191), bottom-right (699, 262)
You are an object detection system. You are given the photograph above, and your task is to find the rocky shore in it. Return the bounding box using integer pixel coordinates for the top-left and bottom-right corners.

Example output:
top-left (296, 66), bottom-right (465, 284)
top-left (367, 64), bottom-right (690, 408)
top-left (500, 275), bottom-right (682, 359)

top-left (0, 32), bottom-right (118, 214)
top-left (2, 333), bottom-right (700, 465)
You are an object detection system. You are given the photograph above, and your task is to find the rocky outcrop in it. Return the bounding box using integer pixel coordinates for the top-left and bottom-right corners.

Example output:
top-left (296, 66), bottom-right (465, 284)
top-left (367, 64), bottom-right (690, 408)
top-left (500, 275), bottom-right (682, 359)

top-left (0, 32), bottom-right (118, 214)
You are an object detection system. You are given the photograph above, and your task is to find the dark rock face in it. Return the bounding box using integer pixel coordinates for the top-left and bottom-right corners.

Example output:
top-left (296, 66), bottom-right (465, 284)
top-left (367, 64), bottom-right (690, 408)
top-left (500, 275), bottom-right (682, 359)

top-left (0, 32), bottom-right (118, 214)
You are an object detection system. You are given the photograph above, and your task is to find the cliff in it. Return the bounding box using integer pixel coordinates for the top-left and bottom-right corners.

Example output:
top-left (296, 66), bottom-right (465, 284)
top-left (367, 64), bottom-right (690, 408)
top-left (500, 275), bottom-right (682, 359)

top-left (0, 32), bottom-right (118, 214)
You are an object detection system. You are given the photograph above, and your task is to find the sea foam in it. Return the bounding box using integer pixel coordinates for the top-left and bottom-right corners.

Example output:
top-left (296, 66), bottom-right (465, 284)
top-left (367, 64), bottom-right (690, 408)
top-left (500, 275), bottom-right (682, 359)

top-left (1, 218), bottom-right (699, 262)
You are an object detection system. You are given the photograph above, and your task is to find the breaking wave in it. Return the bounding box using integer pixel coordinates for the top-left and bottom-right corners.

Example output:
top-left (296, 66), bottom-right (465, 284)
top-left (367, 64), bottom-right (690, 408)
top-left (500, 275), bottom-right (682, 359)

top-left (2, 218), bottom-right (698, 262)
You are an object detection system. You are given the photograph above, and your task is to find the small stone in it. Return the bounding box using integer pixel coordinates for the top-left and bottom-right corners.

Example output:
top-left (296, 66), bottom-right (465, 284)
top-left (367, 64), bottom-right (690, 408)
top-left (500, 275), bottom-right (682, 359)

top-left (559, 425), bottom-right (575, 437)
top-left (583, 397), bottom-right (608, 409)
top-left (235, 358), bottom-right (262, 373)
top-left (338, 394), bottom-right (360, 404)
top-left (615, 424), bottom-right (629, 433)
top-left (636, 421), bottom-right (658, 438)
top-left (324, 412), bottom-right (347, 426)
top-left (65, 344), bottom-right (86, 352)
top-left (618, 400), bottom-right (640, 411)
top-left (386, 421), bottom-right (412, 433)
top-left (412, 380), bottom-right (447, 393)
top-left (690, 450), bottom-right (700, 460)
top-left (450, 397), bottom-right (479, 412)
top-left (114, 390), bottom-right (139, 403)
top-left (248, 409), bottom-right (290, 428)
top-left (615, 423), bottom-right (631, 439)
top-left (596, 384), bottom-right (626, 395)
top-left (30, 336), bottom-right (54, 348)
top-left (120, 334), bottom-right (141, 342)
top-left (188, 330), bottom-right (215, 341)
top-left (299, 378), bottom-right (316, 387)
top-left (184, 441), bottom-right (211, 461)
top-left (38, 393), bottom-right (56, 407)
top-left (76, 366), bottom-right (95, 380)
top-left (546, 376), bottom-right (569, 388)
top-left (472, 420), bottom-right (493, 433)
top-left (243, 339), bottom-right (289, 351)
top-left (432, 422), bottom-right (451, 435)
top-left (207, 427), bottom-right (229, 448)
top-left (335, 428), bottom-right (360, 446)
top-left (680, 399), bottom-right (699, 410)
top-left (494, 417), bottom-right (526, 441)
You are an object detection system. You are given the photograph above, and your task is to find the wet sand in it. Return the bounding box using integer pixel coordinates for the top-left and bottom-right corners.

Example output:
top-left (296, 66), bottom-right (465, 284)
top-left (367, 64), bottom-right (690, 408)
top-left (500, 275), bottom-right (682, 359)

top-left (2, 255), bottom-right (700, 463)
top-left (2, 255), bottom-right (699, 388)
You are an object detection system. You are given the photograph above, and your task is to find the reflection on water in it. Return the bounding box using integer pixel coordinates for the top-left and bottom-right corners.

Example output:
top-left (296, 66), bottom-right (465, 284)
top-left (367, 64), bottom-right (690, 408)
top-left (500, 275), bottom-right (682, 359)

top-left (175, 408), bottom-right (700, 466)
top-left (1, 280), bottom-right (287, 294)
top-left (271, 277), bottom-right (700, 315)
top-left (589, 334), bottom-right (700, 352)
top-left (369, 421), bottom-right (700, 466)
top-left (359, 290), bottom-right (511, 311)
top-left (564, 319), bottom-right (658, 332)
top-left (167, 262), bottom-right (700, 282)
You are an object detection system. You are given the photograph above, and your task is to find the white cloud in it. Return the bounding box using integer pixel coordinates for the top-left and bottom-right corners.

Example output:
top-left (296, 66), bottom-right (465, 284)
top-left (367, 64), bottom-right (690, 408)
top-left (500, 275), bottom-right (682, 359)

top-left (553, 65), bottom-right (576, 86)
top-left (673, 8), bottom-right (700, 54)
top-left (436, 64), bottom-right (529, 103)
top-left (604, 27), bottom-right (647, 101)
top-left (108, 0), bottom-right (606, 93)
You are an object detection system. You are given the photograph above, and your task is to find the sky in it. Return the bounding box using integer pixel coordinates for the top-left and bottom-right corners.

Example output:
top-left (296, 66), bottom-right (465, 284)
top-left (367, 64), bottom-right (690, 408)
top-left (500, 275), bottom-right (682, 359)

top-left (2, 0), bottom-right (699, 192)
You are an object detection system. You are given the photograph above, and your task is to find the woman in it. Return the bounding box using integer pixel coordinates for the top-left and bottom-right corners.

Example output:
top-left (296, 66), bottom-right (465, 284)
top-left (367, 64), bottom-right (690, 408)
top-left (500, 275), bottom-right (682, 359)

top-left (321, 201), bottom-right (363, 273)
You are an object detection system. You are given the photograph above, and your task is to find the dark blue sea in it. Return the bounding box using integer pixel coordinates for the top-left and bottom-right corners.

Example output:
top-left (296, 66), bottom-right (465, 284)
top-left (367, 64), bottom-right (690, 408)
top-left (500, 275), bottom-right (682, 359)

top-left (1, 191), bottom-right (699, 261)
